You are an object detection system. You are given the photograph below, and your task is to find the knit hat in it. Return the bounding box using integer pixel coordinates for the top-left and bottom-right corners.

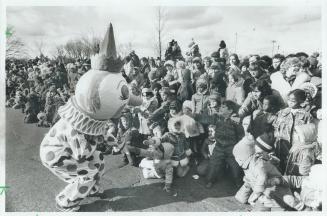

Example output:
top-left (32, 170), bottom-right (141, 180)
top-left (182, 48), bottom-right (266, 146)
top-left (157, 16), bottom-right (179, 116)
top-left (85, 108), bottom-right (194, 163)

top-left (164, 60), bottom-right (174, 67)
top-left (294, 123), bottom-right (317, 144)
top-left (300, 82), bottom-right (318, 98)
top-left (192, 57), bottom-right (202, 64)
top-left (182, 100), bottom-right (193, 111)
top-left (256, 132), bottom-right (275, 152)
top-left (58, 23), bottom-right (142, 136)
top-left (233, 141), bottom-right (255, 168)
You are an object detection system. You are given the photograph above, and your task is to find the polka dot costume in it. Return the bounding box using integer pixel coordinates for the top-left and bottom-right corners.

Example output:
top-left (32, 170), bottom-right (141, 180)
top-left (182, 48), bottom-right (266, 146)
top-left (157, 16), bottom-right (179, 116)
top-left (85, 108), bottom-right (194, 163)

top-left (40, 118), bottom-right (107, 208)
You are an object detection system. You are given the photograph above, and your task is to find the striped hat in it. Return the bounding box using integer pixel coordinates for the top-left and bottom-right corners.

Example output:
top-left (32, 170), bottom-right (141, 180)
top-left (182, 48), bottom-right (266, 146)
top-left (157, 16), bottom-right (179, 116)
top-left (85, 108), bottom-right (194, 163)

top-left (256, 132), bottom-right (275, 152)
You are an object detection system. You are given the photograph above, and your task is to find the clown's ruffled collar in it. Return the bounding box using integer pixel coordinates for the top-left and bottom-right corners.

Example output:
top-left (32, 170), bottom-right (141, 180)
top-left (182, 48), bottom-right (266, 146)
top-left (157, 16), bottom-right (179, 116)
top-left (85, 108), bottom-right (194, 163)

top-left (58, 97), bottom-right (109, 136)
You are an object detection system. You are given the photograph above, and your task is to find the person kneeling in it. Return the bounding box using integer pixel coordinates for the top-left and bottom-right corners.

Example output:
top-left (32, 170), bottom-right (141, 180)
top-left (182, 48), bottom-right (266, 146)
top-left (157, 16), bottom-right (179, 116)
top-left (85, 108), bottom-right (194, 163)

top-left (126, 137), bottom-right (175, 193)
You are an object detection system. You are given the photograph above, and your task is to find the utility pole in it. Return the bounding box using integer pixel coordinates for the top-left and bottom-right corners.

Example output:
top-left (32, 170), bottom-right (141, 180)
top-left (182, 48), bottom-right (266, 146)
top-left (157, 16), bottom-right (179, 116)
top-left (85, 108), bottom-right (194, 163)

top-left (271, 40), bottom-right (276, 57)
top-left (234, 32), bottom-right (238, 53)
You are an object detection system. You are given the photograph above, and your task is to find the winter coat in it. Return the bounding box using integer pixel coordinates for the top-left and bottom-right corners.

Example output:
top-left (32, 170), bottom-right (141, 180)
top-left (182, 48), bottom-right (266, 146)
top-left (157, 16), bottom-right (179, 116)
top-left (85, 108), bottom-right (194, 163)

top-left (243, 153), bottom-right (282, 194)
top-left (226, 78), bottom-right (245, 106)
top-left (137, 97), bottom-right (158, 135)
top-left (191, 92), bottom-right (210, 114)
top-left (195, 113), bottom-right (244, 147)
top-left (273, 108), bottom-right (313, 173)
top-left (177, 69), bottom-right (193, 102)
top-left (161, 131), bottom-right (191, 162)
top-left (138, 142), bottom-right (175, 184)
top-left (201, 137), bottom-right (216, 158)
top-left (251, 109), bottom-right (277, 138)
top-left (285, 123), bottom-right (318, 176)
top-left (273, 108), bottom-right (313, 145)
top-left (238, 90), bottom-right (284, 118)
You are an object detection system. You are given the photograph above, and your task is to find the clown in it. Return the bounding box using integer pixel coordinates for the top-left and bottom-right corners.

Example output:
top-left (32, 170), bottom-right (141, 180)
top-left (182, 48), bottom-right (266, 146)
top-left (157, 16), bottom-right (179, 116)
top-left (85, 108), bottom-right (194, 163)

top-left (39, 23), bottom-right (142, 212)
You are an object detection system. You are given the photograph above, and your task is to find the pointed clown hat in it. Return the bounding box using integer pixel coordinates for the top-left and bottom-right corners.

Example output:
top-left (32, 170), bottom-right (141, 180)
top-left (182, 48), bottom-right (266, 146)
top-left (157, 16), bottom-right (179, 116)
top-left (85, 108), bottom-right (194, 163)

top-left (58, 23), bottom-right (142, 136)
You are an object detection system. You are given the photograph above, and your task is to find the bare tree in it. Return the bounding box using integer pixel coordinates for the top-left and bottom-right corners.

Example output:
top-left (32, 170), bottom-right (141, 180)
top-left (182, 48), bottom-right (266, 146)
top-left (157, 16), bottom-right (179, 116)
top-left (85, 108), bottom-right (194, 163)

top-left (155, 7), bottom-right (167, 60)
top-left (6, 25), bottom-right (29, 59)
top-left (117, 42), bottom-right (133, 58)
top-left (34, 38), bottom-right (46, 56)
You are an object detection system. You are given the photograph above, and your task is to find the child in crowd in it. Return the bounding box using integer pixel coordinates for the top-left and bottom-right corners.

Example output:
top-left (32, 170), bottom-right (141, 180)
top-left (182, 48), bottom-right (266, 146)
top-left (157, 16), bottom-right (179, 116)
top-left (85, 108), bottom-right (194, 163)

top-left (195, 100), bottom-right (244, 188)
top-left (36, 112), bottom-right (51, 127)
top-left (182, 100), bottom-right (204, 164)
top-left (127, 137), bottom-right (175, 193)
top-left (162, 118), bottom-right (192, 177)
top-left (273, 89), bottom-right (313, 174)
top-left (135, 88), bottom-right (158, 140)
top-left (197, 124), bottom-right (217, 176)
top-left (233, 132), bottom-right (304, 211)
top-left (283, 164), bottom-right (322, 211)
top-left (117, 111), bottom-right (146, 166)
top-left (148, 87), bottom-right (175, 138)
top-left (191, 78), bottom-right (210, 114)
top-left (96, 120), bottom-right (118, 155)
top-left (285, 123), bottom-right (319, 176)
top-left (12, 90), bottom-right (25, 110)
top-left (226, 71), bottom-right (245, 106)
top-left (204, 93), bottom-right (221, 116)
top-left (151, 82), bottom-right (162, 107)
top-left (250, 95), bottom-right (279, 138)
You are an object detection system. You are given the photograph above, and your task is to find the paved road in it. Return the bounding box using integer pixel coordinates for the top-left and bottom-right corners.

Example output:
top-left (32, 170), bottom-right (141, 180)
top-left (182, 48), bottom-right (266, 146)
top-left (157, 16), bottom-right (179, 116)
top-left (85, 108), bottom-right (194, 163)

top-left (5, 108), bottom-right (249, 212)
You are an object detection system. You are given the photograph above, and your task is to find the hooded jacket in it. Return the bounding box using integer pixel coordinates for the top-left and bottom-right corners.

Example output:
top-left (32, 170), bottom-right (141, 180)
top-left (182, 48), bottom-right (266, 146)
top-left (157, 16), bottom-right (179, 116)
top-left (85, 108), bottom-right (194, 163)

top-left (285, 123), bottom-right (318, 176)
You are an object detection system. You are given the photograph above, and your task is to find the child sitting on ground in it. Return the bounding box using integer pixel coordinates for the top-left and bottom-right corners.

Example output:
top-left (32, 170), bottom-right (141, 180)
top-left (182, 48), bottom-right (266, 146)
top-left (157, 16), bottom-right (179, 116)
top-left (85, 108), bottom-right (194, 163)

top-left (162, 118), bottom-right (192, 177)
top-left (127, 137), bottom-right (175, 193)
top-left (182, 100), bottom-right (204, 165)
top-left (97, 120), bottom-right (118, 155)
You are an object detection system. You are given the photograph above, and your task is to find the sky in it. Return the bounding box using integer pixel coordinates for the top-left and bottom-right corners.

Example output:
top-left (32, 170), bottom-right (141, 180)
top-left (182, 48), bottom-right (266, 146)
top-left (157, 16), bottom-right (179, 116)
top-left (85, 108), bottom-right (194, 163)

top-left (6, 5), bottom-right (322, 58)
